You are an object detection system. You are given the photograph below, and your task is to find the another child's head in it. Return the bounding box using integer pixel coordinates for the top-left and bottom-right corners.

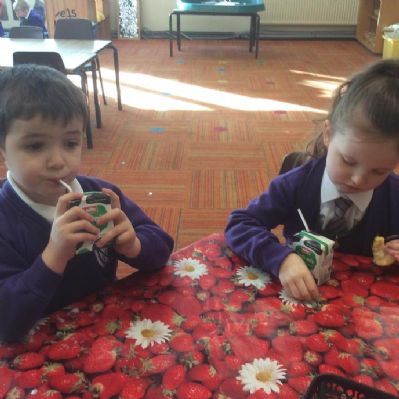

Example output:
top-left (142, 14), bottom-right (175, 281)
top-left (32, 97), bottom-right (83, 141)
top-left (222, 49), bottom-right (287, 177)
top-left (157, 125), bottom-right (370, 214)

top-left (314, 60), bottom-right (399, 194)
top-left (0, 64), bottom-right (88, 206)
top-left (13, 0), bottom-right (30, 18)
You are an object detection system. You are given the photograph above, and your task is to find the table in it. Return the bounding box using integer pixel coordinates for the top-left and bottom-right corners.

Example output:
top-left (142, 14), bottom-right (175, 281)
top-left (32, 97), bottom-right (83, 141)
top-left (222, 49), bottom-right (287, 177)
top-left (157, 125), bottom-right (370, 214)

top-left (1, 233), bottom-right (399, 398)
top-left (169, 1), bottom-right (265, 58)
top-left (0, 38), bottom-right (122, 148)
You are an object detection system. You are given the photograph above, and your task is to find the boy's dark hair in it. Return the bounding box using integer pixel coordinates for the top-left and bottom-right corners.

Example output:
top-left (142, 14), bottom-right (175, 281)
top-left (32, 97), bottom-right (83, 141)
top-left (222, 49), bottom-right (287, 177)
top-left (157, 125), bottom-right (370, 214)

top-left (0, 64), bottom-right (88, 146)
top-left (306, 59), bottom-right (399, 158)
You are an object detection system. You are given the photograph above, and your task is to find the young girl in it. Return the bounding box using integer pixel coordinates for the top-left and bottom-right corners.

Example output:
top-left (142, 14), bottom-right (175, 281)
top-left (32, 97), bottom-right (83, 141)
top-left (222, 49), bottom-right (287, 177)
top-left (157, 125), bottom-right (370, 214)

top-left (225, 59), bottom-right (399, 302)
top-left (0, 65), bottom-right (174, 342)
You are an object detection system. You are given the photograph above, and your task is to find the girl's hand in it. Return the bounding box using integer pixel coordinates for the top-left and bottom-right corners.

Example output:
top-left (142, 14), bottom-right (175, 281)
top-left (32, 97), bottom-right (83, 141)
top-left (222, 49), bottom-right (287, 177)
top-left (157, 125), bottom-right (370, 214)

top-left (385, 239), bottom-right (399, 261)
top-left (278, 253), bottom-right (320, 301)
top-left (42, 192), bottom-right (100, 274)
top-left (94, 188), bottom-right (141, 259)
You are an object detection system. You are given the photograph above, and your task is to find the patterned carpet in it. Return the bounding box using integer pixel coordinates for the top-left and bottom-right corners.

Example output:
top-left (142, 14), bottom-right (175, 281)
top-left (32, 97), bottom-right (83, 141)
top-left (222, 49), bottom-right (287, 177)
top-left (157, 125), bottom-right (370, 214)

top-left (0, 38), bottom-right (378, 277)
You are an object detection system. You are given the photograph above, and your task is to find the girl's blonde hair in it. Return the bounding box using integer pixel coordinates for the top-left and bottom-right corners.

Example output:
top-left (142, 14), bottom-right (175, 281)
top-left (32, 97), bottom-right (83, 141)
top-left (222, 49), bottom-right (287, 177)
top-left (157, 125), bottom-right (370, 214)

top-left (13, 0), bottom-right (30, 12)
top-left (306, 59), bottom-right (399, 158)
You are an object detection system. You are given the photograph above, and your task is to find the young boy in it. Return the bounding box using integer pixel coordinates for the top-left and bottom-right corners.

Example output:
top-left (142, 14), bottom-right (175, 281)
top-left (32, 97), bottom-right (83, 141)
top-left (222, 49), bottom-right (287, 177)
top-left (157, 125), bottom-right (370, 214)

top-left (0, 65), bottom-right (174, 342)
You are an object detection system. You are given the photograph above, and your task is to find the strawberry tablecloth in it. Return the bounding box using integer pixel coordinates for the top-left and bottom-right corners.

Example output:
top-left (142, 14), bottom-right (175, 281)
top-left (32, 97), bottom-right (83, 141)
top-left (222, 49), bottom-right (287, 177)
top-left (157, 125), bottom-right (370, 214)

top-left (1, 233), bottom-right (399, 399)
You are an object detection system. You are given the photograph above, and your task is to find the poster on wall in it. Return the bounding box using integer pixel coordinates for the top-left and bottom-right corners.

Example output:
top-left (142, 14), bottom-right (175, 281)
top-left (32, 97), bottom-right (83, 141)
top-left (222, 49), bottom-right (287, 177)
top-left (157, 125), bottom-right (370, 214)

top-left (118, 0), bottom-right (140, 39)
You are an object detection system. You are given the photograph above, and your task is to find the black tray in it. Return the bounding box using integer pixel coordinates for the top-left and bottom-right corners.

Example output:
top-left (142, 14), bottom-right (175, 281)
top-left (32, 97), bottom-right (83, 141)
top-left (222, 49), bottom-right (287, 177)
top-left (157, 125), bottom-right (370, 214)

top-left (302, 374), bottom-right (399, 399)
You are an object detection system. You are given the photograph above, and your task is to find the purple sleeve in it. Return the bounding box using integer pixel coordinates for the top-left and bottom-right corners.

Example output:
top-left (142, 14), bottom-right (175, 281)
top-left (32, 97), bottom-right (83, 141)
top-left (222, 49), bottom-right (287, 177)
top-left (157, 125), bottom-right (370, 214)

top-left (0, 244), bottom-right (62, 342)
top-left (224, 175), bottom-right (298, 277)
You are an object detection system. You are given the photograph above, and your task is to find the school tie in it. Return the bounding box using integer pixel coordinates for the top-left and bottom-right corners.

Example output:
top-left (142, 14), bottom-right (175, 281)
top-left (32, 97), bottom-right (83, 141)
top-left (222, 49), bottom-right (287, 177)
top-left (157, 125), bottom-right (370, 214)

top-left (323, 196), bottom-right (353, 238)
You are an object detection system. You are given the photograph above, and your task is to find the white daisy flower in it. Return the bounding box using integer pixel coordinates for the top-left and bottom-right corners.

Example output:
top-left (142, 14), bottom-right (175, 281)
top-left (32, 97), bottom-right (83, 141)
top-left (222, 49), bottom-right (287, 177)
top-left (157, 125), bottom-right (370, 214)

top-left (235, 266), bottom-right (271, 290)
top-left (173, 258), bottom-right (208, 279)
top-left (237, 358), bottom-right (286, 394)
top-left (279, 289), bottom-right (316, 308)
top-left (125, 319), bottom-right (172, 348)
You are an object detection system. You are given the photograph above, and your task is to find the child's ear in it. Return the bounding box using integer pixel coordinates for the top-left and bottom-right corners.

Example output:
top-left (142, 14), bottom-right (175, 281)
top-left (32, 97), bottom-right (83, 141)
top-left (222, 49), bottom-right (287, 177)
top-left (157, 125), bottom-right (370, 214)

top-left (323, 120), bottom-right (331, 147)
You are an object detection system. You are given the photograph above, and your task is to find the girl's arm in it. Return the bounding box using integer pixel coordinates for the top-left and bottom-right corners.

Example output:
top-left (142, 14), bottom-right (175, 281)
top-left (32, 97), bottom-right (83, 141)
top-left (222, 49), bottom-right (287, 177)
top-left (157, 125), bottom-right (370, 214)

top-left (225, 177), bottom-right (296, 277)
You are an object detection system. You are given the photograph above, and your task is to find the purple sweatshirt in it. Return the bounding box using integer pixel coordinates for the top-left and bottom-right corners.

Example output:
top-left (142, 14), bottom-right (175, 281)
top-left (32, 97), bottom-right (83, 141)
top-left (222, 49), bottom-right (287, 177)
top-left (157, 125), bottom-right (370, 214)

top-left (0, 176), bottom-right (174, 342)
top-left (225, 156), bottom-right (399, 277)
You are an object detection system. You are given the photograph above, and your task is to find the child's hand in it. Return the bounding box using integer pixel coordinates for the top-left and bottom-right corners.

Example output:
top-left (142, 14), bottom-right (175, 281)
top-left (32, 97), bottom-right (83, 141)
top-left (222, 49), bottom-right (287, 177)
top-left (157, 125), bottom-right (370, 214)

top-left (385, 239), bottom-right (399, 261)
top-left (42, 192), bottom-right (100, 274)
top-left (278, 253), bottom-right (319, 301)
top-left (94, 188), bottom-right (141, 259)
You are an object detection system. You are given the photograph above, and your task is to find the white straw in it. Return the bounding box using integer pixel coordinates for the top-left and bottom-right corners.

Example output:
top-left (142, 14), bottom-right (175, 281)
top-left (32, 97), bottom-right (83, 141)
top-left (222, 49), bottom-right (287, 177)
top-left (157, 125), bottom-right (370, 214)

top-left (297, 208), bottom-right (310, 232)
top-left (59, 179), bottom-right (73, 193)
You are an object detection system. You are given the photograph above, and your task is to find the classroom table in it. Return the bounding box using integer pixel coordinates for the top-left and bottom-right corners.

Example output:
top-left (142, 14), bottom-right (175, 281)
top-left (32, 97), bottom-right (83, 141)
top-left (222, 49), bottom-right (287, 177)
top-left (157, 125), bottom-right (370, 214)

top-left (1, 233), bottom-right (399, 398)
top-left (169, 0), bottom-right (265, 58)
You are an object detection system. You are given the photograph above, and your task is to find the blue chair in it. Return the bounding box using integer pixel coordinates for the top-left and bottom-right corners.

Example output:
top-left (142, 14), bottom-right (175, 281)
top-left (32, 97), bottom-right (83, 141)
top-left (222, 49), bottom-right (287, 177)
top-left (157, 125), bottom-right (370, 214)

top-left (169, 0), bottom-right (265, 58)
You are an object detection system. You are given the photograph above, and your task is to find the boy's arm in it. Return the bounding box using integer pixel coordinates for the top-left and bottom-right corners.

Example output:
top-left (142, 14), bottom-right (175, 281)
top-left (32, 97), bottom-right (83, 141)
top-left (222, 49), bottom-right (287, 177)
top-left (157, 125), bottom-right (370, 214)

top-left (0, 240), bottom-right (62, 342)
top-left (114, 189), bottom-right (174, 271)
top-left (225, 176), bottom-right (296, 277)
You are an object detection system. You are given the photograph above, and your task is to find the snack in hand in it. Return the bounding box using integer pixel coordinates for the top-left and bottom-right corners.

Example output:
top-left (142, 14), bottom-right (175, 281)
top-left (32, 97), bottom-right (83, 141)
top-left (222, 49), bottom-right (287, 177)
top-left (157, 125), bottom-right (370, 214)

top-left (372, 236), bottom-right (395, 266)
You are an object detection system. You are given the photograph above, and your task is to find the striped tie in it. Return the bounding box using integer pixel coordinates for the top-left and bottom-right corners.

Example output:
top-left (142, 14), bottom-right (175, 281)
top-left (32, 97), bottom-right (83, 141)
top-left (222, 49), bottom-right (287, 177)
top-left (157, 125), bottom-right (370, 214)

top-left (323, 196), bottom-right (353, 238)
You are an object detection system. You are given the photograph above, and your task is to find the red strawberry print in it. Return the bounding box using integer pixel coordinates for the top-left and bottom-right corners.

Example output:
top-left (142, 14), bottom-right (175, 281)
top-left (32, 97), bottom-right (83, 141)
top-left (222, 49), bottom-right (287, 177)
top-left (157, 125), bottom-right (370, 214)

top-left (91, 372), bottom-right (127, 399)
top-left (162, 364), bottom-right (186, 390)
top-left (335, 352), bottom-right (360, 375)
top-left (15, 369), bottom-right (44, 389)
top-left (199, 274), bottom-right (216, 290)
top-left (26, 387), bottom-right (62, 399)
top-left (83, 348), bottom-right (116, 374)
top-left (169, 332), bottom-right (196, 352)
top-left (318, 285), bottom-right (341, 300)
top-left (47, 372), bottom-right (85, 394)
top-left (305, 333), bottom-right (330, 352)
top-left (374, 379), bottom-right (399, 396)
top-left (341, 280), bottom-right (369, 297)
top-left (187, 364), bottom-right (221, 390)
top-left (0, 367), bottom-right (14, 398)
top-left (272, 335), bottom-right (303, 363)
top-left (47, 339), bottom-right (81, 361)
top-left (314, 310), bottom-right (345, 328)
top-left (354, 317), bottom-right (383, 341)
top-left (350, 272), bottom-right (375, 287)
top-left (12, 352), bottom-right (45, 370)
top-left (353, 375), bottom-right (374, 386)
top-left (120, 377), bottom-right (150, 399)
top-left (318, 364), bottom-right (345, 376)
top-left (5, 386), bottom-right (25, 399)
top-left (142, 354), bottom-right (177, 375)
top-left (176, 382), bottom-right (212, 399)
top-left (218, 378), bottom-right (246, 399)
top-left (289, 320), bottom-right (318, 336)
top-left (371, 282), bottom-right (399, 301)
top-left (304, 350), bottom-right (322, 367)
top-left (288, 361), bottom-right (311, 377)
top-left (340, 254), bottom-right (360, 267)
top-left (140, 303), bottom-right (182, 327)
top-left (229, 335), bottom-right (269, 362)
top-left (42, 363), bottom-right (66, 379)
top-left (288, 375), bottom-right (312, 394)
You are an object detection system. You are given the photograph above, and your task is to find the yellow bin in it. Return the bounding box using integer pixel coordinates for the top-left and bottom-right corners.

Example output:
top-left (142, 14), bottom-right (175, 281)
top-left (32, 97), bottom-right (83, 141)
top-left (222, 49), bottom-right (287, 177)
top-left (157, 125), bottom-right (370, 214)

top-left (382, 35), bottom-right (399, 59)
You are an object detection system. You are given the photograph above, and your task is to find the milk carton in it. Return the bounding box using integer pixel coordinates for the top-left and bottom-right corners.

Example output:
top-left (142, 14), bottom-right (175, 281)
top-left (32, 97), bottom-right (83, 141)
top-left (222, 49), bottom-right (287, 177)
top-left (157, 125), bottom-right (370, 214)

top-left (291, 230), bottom-right (335, 285)
top-left (69, 192), bottom-right (114, 255)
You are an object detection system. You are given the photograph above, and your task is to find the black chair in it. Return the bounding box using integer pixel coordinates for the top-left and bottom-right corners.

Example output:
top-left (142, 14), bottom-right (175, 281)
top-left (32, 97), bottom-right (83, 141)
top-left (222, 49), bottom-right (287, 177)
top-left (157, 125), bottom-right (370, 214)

top-left (54, 18), bottom-right (106, 106)
top-left (13, 51), bottom-right (93, 149)
top-left (278, 152), bottom-right (311, 175)
top-left (9, 26), bottom-right (45, 39)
